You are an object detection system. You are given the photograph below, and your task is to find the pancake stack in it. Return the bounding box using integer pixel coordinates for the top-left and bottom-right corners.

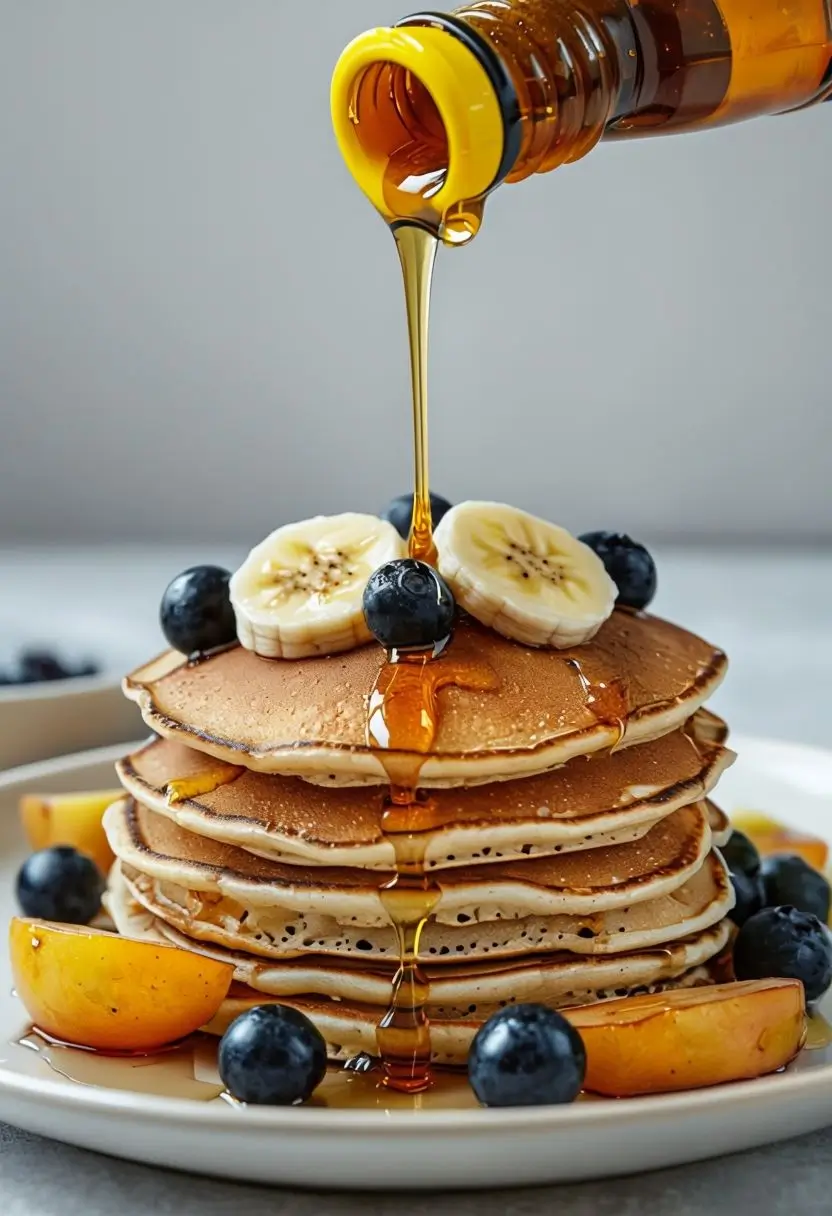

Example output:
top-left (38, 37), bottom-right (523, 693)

top-left (105, 609), bottom-right (736, 1066)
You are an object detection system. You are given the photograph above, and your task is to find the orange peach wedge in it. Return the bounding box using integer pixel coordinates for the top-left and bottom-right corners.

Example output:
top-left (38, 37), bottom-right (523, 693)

top-left (568, 979), bottom-right (806, 1097)
top-left (9, 918), bottom-right (234, 1052)
top-left (19, 790), bottom-right (122, 875)
top-left (731, 811), bottom-right (829, 873)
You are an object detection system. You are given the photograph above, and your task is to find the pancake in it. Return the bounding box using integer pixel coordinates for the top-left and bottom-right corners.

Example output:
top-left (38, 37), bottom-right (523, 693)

top-left (162, 922), bottom-right (731, 1016)
top-left (707, 800), bottom-right (732, 848)
top-left (106, 798), bottom-right (713, 926)
top-left (117, 729), bottom-right (734, 870)
top-left (201, 964), bottom-right (726, 1066)
top-left (107, 865), bottom-right (730, 1022)
top-left (123, 612), bottom-right (727, 785)
top-left (117, 847), bottom-right (732, 962)
top-left (107, 788), bottom-right (728, 963)
top-left (689, 708), bottom-right (729, 746)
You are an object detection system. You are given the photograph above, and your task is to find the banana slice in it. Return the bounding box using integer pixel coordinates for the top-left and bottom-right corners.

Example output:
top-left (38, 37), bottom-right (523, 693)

top-left (230, 514), bottom-right (406, 659)
top-left (434, 502), bottom-right (617, 649)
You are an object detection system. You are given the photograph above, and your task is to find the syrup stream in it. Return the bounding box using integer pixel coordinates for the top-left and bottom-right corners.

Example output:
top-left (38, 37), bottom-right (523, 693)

top-left (394, 223), bottom-right (439, 566)
top-left (376, 213), bottom-right (637, 1089)
top-left (366, 217), bottom-right (441, 1092)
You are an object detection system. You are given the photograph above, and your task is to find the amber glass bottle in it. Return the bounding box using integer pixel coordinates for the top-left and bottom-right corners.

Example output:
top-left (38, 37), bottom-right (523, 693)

top-left (331, 0), bottom-right (832, 240)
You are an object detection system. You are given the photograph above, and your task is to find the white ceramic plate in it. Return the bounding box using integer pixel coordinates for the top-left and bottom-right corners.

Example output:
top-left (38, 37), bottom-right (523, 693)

top-left (0, 738), bottom-right (830, 1190)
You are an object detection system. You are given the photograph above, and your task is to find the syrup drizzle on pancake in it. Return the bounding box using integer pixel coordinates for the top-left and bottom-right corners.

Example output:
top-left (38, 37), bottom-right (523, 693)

top-left (367, 646), bottom-right (498, 1092)
top-left (165, 760), bottom-right (245, 805)
top-left (565, 657), bottom-right (630, 751)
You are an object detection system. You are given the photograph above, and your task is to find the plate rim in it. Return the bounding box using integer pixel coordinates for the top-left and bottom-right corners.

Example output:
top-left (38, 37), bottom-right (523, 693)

top-left (1, 733), bottom-right (832, 1133)
top-left (0, 1036), bottom-right (831, 1133)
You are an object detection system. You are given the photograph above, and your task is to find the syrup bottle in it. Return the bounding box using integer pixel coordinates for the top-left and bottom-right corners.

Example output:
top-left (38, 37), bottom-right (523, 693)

top-left (332, 0), bottom-right (832, 243)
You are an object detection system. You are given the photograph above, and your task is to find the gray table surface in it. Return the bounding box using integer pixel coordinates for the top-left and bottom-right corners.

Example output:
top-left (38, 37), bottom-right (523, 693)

top-left (2, 546), bottom-right (832, 1212)
top-left (2, 1121), bottom-right (831, 1214)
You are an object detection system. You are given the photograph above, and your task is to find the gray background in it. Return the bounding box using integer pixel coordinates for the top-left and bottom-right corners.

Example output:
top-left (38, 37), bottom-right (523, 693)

top-left (1, 0), bottom-right (830, 545)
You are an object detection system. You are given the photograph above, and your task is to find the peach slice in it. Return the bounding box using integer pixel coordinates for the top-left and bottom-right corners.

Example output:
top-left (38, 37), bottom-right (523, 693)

top-left (567, 979), bottom-right (806, 1096)
top-left (731, 811), bottom-right (829, 873)
top-left (9, 918), bottom-right (234, 1052)
top-left (20, 791), bottom-right (122, 875)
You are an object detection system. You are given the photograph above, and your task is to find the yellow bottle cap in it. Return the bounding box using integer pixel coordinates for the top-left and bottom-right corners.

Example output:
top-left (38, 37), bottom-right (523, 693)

top-left (331, 25), bottom-right (504, 229)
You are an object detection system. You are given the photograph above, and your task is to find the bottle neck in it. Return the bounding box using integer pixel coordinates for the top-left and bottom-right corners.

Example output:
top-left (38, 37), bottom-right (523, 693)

top-left (330, 3), bottom-right (631, 239)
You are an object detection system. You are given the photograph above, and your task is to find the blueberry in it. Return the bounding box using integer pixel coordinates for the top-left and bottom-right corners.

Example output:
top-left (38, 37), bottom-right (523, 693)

top-left (721, 829), bottom-right (761, 878)
top-left (160, 565), bottom-right (237, 656)
top-left (218, 1004), bottom-right (327, 1105)
top-left (16, 847), bottom-right (105, 924)
top-left (17, 650), bottom-right (72, 684)
top-left (382, 493), bottom-right (453, 540)
top-left (729, 868), bottom-right (765, 927)
top-left (363, 559), bottom-right (455, 652)
top-left (468, 1004), bottom-right (586, 1107)
top-left (578, 532), bottom-right (657, 611)
top-left (761, 855), bottom-right (831, 923)
top-left (734, 906), bottom-right (832, 1004)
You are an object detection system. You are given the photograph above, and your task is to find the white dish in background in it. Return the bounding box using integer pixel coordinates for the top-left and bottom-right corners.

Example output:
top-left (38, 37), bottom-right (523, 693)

top-left (0, 588), bottom-right (150, 770)
top-left (0, 677), bottom-right (143, 771)
top-left (0, 546), bottom-right (240, 770)
top-left (0, 737), bottom-right (831, 1190)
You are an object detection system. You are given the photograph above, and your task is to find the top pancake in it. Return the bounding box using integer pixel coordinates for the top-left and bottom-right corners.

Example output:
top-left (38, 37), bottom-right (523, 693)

top-left (124, 612), bottom-right (726, 785)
